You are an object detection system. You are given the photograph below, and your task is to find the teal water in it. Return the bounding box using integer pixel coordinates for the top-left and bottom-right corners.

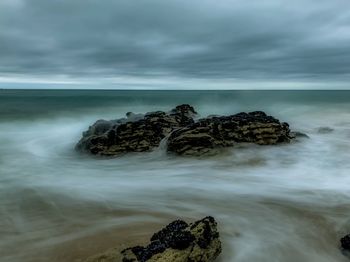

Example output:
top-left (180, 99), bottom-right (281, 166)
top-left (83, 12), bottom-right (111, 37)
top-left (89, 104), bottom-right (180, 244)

top-left (2, 89), bottom-right (350, 120)
top-left (1, 90), bottom-right (350, 262)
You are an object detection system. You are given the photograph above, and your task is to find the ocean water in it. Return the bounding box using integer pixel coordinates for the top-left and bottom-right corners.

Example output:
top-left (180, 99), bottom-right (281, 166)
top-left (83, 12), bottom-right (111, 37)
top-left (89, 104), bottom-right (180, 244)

top-left (1, 90), bottom-right (350, 262)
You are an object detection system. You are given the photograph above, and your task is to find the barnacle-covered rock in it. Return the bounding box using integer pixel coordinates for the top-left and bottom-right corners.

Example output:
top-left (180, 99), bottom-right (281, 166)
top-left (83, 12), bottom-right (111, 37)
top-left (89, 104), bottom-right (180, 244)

top-left (75, 104), bottom-right (197, 156)
top-left (121, 216), bottom-right (221, 262)
top-left (167, 111), bottom-right (292, 156)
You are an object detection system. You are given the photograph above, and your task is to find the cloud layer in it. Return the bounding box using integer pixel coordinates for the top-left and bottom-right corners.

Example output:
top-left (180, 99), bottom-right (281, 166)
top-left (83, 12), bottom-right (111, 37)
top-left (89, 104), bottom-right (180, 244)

top-left (1, 0), bottom-right (350, 87)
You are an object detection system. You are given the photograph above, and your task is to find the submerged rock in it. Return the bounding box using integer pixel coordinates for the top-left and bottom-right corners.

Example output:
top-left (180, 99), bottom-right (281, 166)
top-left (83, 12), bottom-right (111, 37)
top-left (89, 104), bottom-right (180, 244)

top-left (167, 111), bottom-right (292, 156)
top-left (121, 216), bottom-right (221, 262)
top-left (76, 104), bottom-right (197, 156)
top-left (317, 127), bottom-right (334, 134)
top-left (289, 131), bottom-right (309, 139)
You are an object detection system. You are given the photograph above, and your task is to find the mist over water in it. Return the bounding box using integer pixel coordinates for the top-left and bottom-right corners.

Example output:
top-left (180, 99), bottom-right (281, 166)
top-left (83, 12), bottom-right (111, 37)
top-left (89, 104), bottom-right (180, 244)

top-left (1, 90), bottom-right (350, 262)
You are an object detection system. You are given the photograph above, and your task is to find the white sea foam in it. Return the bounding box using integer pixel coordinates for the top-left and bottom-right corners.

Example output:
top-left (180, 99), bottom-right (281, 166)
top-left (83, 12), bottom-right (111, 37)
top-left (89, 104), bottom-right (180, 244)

top-left (1, 91), bottom-right (350, 261)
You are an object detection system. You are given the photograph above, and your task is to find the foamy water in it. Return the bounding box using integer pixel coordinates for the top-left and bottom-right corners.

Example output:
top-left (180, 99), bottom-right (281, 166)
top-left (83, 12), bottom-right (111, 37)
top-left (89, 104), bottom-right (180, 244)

top-left (1, 90), bottom-right (350, 262)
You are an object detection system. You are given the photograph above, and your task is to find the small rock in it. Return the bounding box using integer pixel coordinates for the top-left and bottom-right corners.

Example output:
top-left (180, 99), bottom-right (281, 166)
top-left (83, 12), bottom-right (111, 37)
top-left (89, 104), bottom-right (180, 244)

top-left (121, 216), bottom-right (221, 262)
top-left (317, 127), bottom-right (334, 134)
top-left (341, 234), bottom-right (350, 251)
top-left (289, 131), bottom-right (309, 139)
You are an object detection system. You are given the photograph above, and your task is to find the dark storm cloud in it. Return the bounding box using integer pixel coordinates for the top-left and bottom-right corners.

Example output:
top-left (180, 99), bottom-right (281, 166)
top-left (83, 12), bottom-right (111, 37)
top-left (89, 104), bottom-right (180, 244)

top-left (1, 0), bottom-right (350, 83)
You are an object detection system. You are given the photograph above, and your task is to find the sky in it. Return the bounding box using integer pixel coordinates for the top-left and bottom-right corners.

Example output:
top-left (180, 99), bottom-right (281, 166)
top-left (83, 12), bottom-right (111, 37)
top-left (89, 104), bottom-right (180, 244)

top-left (1, 0), bottom-right (350, 89)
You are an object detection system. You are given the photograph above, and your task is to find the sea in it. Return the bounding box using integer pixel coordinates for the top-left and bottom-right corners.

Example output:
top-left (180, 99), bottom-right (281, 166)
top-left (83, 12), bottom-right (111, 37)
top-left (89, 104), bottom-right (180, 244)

top-left (1, 89), bottom-right (350, 262)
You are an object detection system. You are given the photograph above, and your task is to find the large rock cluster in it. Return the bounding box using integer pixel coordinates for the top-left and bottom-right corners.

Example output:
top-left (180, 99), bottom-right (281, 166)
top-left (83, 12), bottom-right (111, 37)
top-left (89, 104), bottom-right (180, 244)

top-left (167, 111), bottom-right (291, 156)
top-left (84, 217), bottom-right (221, 262)
top-left (76, 105), bottom-right (197, 156)
top-left (76, 105), bottom-right (293, 156)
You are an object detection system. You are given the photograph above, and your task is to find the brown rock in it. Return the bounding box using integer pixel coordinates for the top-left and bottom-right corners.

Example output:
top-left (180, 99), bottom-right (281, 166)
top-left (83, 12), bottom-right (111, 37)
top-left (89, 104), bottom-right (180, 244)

top-left (75, 104), bottom-right (197, 156)
top-left (121, 216), bottom-right (221, 262)
top-left (167, 111), bottom-right (292, 156)
top-left (83, 217), bottom-right (221, 262)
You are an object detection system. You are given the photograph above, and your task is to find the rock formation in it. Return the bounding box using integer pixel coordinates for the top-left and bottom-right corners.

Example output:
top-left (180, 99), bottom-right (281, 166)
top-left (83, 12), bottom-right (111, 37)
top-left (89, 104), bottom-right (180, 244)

top-left (76, 105), bottom-right (294, 157)
top-left (76, 104), bottom-right (197, 156)
top-left (83, 217), bottom-right (221, 262)
top-left (121, 216), bottom-right (221, 262)
top-left (167, 111), bottom-right (292, 156)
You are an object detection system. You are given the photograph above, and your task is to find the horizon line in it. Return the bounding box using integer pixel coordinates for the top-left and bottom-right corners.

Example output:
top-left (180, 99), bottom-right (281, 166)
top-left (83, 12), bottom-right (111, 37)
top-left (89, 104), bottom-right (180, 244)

top-left (2, 88), bottom-right (350, 91)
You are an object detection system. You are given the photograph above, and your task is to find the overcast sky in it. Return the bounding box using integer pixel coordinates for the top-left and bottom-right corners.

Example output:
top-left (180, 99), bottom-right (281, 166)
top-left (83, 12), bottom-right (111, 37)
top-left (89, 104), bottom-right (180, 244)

top-left (1, 0), bottom-right (350, 89)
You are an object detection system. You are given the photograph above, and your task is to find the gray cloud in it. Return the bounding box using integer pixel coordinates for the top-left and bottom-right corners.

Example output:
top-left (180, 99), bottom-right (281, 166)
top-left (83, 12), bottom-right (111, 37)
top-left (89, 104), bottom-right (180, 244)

top-left (1, 0), bottom-right (350, 85)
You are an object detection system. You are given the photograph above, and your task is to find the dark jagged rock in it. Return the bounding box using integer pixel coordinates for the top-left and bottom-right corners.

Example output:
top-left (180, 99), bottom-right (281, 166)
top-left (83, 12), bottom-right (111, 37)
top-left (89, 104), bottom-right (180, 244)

top-left (76, 105), bottom-right (294, 157)
top-left (341, 234), bottom-right (350, 251)
top-left (167, 111), bottom-right (292, 156)
top-left (76, 104), bottom-right (197, 156)
top-left (121, 216), bottom-right (221, 262)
